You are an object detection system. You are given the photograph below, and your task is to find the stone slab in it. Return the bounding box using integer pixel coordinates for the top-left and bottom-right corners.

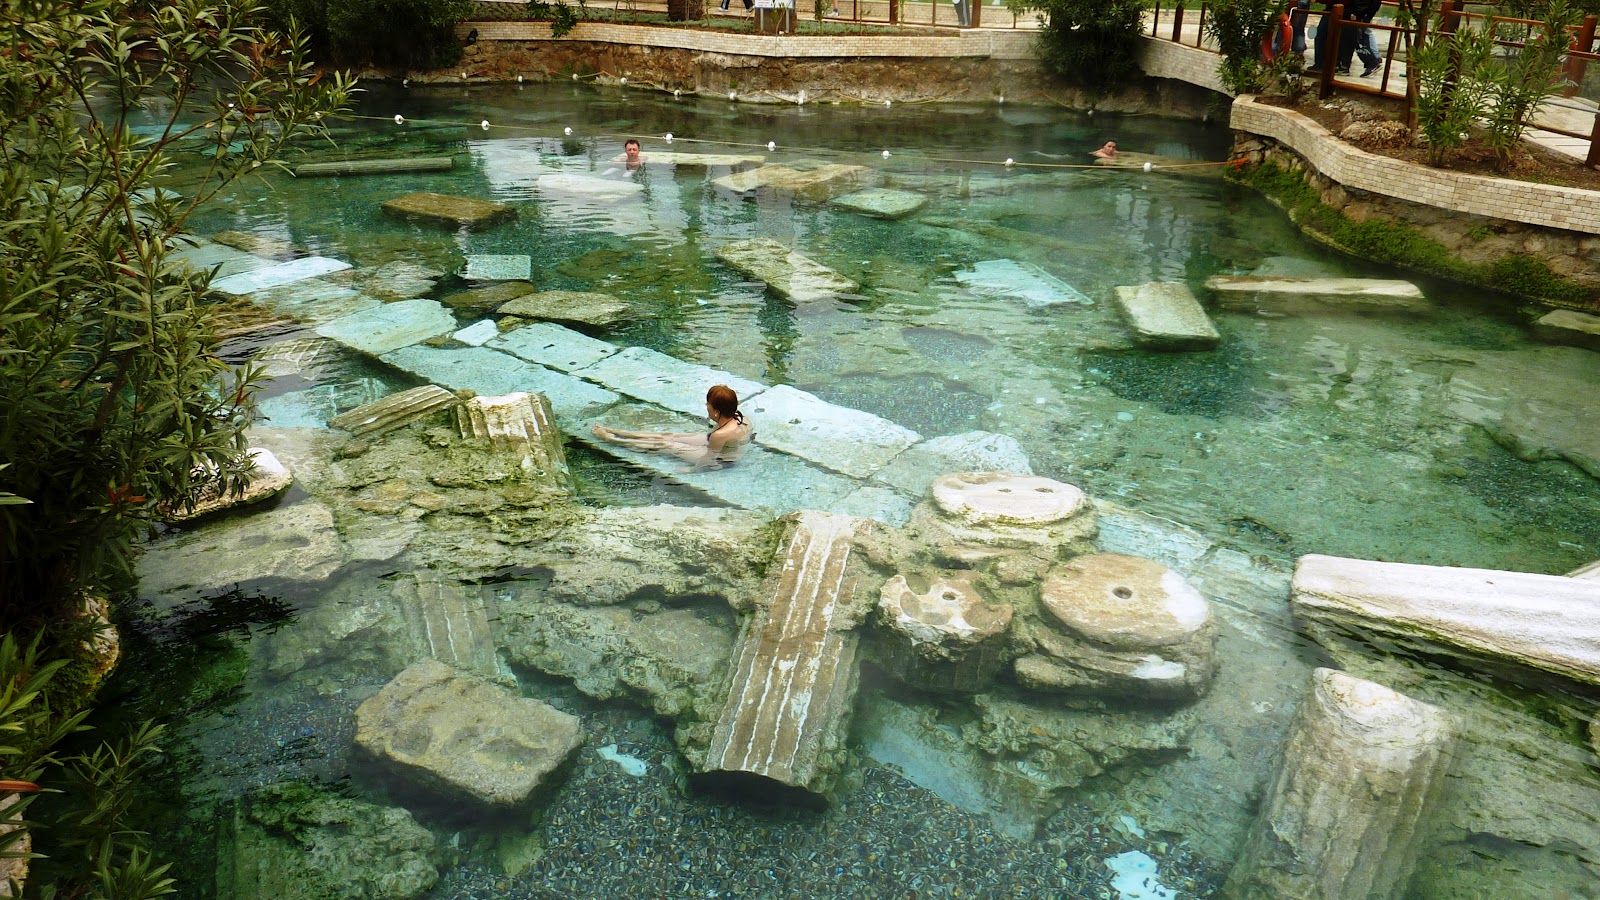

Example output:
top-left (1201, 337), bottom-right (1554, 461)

top-left (1113, 282), bottom-right (1221, 350)
top-left (711, 164), bottom-right (874, 202)
top-left (328, 385), bottom-right (461, 437)
top-left (379, 345), bottom-right (620, 430)
top-left (293, 156), bottom-right (454, 177)
top-left (1292, 553), bottom-right (1600, 688)
top-left (643, 151), bottom-right (767, 167)
top-left (831, 188), bottom-right (928, 220)
top-left (395, 572), bottom-right (503, 683)
top-left (578, 346), bottom-right (768, 417)
top-left (382, 192), bottom-right (516, 231)
top-left (740, 383), bottom-right (920, 479)
top-left (465, 254), bottom-right (532, 281)
top-left (440, 281), bottom-right (537, 313)
top-left (1206, 275), bottom-right (1428, 311)
top-left (869, 432), bottom-right (1034, 499)
top-left (453, 320), bottom-right (500, 346)
top-left (1532, 309), bottom-right (1600, 352)
top-left (536, 172), bottom-right (644, 201)
top-left (315, 298), bottom-right (456, 357)
top-left (171, 242), bottom-right (271, 280)
top-left (713, 238), bottom-right (859, 303)
top-left (955, 259), bottom-right (1090, 307)
top-left (703, 511), bottom-right (868, 792)
top-left (211, 256), bottom-right (352, 296)
top-left (136, 500), bottom-right (344, 603)
top-left (574, 405), bottom-right (864, 517)
top-left (244, 279), bottom-right (382, 325)
top-left (489, 322), bottom-right (624, 373)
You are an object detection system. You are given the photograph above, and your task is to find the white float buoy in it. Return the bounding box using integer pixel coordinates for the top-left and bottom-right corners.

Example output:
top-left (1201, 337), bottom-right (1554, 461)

top-left (620, 77), bottom-right (627, 85)
top-left (729, 90), bottom-right (737, 100)
top-left (767, 141), bottom-right (775, 151)
top-left (573, 73), bottom-right (579, 81)
top-left (460, 72), bottom-right (467, 80)
top-left (481, 120), bottom-right (490, 131)
top-left (394, 114), bottom-right (405, 125)
top-left (998, 95), bottom-right (1005, 104)
top-left (674, 89), bottom-right (682, 98)
top-left (517, 74), bottom-right (524, 83)
top-left (402, 78), bottom-right (409, 87)
top-left (1004, 158), bottom-right (1014, 167)
top-left (884, 99), bottom-right (892, 107)
top-left (797, 90), bottom-right (806, 105)
top-left (882, 150), bottom-right (891, 159)
top-left (665, 132), bottom-right (674, 143)
top-left (564, 126), bottom-right (573, 135)
top-left (1143, 161), bottom-right (1153, 172)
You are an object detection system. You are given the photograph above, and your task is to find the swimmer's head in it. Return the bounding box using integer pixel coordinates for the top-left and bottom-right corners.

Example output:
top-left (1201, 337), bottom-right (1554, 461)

top-left (707, 384), bottom-right (741, 421)
top-left (624, 138), bottom-right (642, 161)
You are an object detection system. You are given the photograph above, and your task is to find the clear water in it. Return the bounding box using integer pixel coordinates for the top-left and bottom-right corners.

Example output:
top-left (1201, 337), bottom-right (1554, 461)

top-left (99, 83), bottom-right (1600, 898)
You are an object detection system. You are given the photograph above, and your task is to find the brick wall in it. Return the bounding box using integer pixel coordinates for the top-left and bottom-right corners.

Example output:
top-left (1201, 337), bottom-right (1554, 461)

top-left (1232, 95), bottom-right (1600, 236)
top-left (1136, 37), bottom-right (1230, 96)
top-left (463, 21), bottom-right (1031, 58)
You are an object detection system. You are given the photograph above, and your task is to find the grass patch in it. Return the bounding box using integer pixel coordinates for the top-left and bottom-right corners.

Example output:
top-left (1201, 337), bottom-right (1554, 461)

top-left (1233, 161), bottom-right (1591, 305)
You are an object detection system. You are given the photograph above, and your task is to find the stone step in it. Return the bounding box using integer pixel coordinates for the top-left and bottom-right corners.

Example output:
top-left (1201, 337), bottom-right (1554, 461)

top-left (328, 385), bottom-right (460, 437)
top-left (1292, 553), bottom-right (1600, 689)
top-left (457, 392), bottom-right (572, 489)
top-left (292, 156), bottom-right (454, 177)
top-left (1113, 282), bottom-right (1221, 351)
top-left (703, 511), bottom-right (870, 794)
top-left (209, 256), bottom-right (352, 296)
top-left (315, 298), bottom-right (455, 357)
top-left (395, 573), bottom-right (505, 683)
top-left (713, 238), bottom-right (860, 303)
top-left (955, 259), bottom-right (1090, 307)
top-left (489, 321), bottom-right (624, 373)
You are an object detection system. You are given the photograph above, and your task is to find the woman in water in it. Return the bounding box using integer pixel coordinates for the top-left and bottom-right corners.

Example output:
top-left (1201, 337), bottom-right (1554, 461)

top-left (591, 384), bottom-right (754, 469)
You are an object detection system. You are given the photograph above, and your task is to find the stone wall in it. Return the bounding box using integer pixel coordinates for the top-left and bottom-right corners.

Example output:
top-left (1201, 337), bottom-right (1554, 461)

top-left (440, 23), bottom-right (1219, 114)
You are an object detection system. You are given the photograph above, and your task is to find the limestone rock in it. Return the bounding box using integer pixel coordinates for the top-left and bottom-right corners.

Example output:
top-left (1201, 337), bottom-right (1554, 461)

top-left (381, 192), bottom-right (515, 231)
top-left (1571, 558), bottom-right (1600, 579)
top-left (702, 511), bottom-right (872, 795)
top-left (354, 659), bottom-right (583, 809)
top-left (1206, 275), bottom-right (1428, 312)
top-left (453, 320), bottom-right (499, 346)
top-left (909, 472), bottom-right (1097, 564)
top-left (1224, 669), bottom-right (1457, 900)
top-left (212, 230), bottom-right (303, 260)
top-left (216, 782), bottom-right (441, 900)
top-left (254, 337), bottom-right (343, 380)
top-left (871, 571), bottom-right (1014, 692)
top-left (166, 448), bottom-right (293, 522)
top-left (210, 256), bottom-right (352, 296)
top-left (464, 254), bottom-right (531, 282)
top-left (328, 385), bottom-right (460, 438)
top-left (712, 164), bottom-right (873, 202)
top-left (954, 259), bottom-right (1090, 307)
top-left (1017, 553), bottom-right (1217, 702)
top-left (1532, 309), bottom-right (1600, 352)
top-left (137, 500), bottom-right (344, 603)
top-left (1292, 553), bottom-right (1600, 689)
top-left (644, 151), bottom-right (767, 167)
top-left (439, 280), bottom-right (536, 312)
top-left (831, 188), bottom-right (928, 219)
top-left (453, 392), bottom-right (572, 490)
top-left (292, 156), bottom-right (454, 177)
top-left (713, 238), bottom-right (859, 303)
top-left (497, 290), bottom-right (631, 328)
top-left (1112, 282), bottom-right (1221, 351)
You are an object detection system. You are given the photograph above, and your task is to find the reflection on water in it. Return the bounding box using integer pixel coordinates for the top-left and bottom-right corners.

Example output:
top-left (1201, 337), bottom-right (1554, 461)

top-left (103, 84), bottom-right (1600, 898)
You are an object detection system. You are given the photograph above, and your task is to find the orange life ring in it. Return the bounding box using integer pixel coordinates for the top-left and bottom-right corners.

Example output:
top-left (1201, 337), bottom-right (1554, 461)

top-left (1261, 16), bottom-right (1294, 61)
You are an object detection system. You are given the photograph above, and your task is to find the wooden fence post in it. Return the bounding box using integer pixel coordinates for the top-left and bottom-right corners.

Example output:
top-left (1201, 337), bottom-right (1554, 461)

top-left (1173, 2), bottom-right (1186, 42)
top-left (1320, 4), bottom-right (1344, 99)
top-left (1563, 15), bottom-right (1597, 97)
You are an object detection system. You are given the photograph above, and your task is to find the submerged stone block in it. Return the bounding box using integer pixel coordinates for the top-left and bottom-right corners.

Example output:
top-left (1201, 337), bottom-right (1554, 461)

top-left (498, 290), bottom-right (631, 328)
top-left (379, 345), bottom-right (620, 431)
top-left (1112, 282), bottom-right (1221, 350)
top-left (1532, 308), bottom-right (1600, 352)
top-left (293, 156), bottom-right (454, 177)
top-left (536, 172), bottom-right (644, 201)
top-left (452, 320), bottom-right (500, 346)
top-left (1223, 669), bottom-right (1456, 900)
top-left (171, 241), bottom-right (272, 280)
top-left (244, 278), bottom-right (381, 325)
top-left (355, 659), bottom-right (583, 809)
top-left (1292, 553), bottom-right (1600, 689)
top-left (870, 432), bottom-right (1033, 499)
top-left (740, 383), bottom-right (920, 479)
top-left (644, 151), bottom-right (767, 167)
top-left (954, 259), bottom-right (1090, 307)
top-left (210, 231), bottom-right (303, 261)
top-left (579, 346), bottom-right (767, 417)
top-left (440, 281), bottom-right (537, 313)
top-left (703, 511), bottom-right (870, 794)
top-left (394, 572), bottom-right (504, 683)
top-left (210, 256), bottom-right (352, 296)
top-left (713, 238), bottom-right (859, 303)
top-left (382, 192), bottom-right (516, 231)
top-left (489, 321), bottom-right (623, 373)
top-left (712, 164), bottom-right (873, 202)
top-left (136, 500), bottom-right (344, 603)
top-left (831, 188), bottom-right (928, 220)
top-left (327, 385), bottom-right (460, 437)
top-left (316, 298), bottom-right (455, 357)
top-left (455, 392), bottom-right (572, 490)
top-left (1206, 275), bottom-right (1428, 312)
top-left (465, 254), bottom-right (532, 282)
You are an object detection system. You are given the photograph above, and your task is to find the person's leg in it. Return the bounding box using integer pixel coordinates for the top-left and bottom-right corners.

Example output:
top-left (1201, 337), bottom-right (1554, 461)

top-left (1313, 12), bottom-right (1327, 70)
top-left (1359, 20), bottom-right (1382, 73)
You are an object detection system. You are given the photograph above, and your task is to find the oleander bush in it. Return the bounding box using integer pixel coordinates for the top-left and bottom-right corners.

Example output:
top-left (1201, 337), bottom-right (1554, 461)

top-left (1034, 0), bottom-right (1149, 94)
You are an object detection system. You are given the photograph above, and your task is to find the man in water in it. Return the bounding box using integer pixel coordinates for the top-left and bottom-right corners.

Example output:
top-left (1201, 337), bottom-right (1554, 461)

top-left (1092, 140), bottom-right (1119, 160)
top-left (614, 138), bottom-right (646, 170)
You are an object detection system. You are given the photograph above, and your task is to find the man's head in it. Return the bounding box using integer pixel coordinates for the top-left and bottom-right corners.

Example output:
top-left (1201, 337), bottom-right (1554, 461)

top-left (624, 139), bottom-right (642, 162)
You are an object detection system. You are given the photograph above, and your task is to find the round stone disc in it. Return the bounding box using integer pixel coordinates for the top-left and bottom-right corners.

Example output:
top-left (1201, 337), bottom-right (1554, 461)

top-left (1042, 553), bottom-right (1211, 648)
top-left (930, 472), bottom-right (1088, 526)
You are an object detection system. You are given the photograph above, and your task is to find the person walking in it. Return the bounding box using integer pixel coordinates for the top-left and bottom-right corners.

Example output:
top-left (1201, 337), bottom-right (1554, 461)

top-left (1335, 0), bottom-right (1383, 77)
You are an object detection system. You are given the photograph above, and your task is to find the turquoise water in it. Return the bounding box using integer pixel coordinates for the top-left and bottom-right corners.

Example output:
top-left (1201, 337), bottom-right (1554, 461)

top-left (99, 83), bottom-right (1600, 898)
